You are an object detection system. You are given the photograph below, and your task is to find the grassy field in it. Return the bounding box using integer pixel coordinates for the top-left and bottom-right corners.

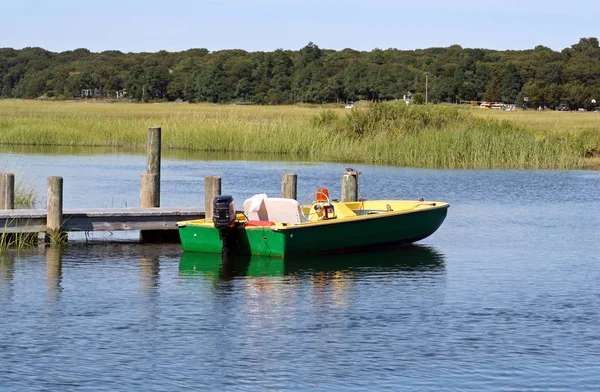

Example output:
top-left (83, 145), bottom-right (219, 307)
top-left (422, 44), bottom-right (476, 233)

top-left (471, 107), bottom-right (600, 133)
top-left (472, 107), bottom-right (600, 169)
top-left (0, 99), bottom-right (599, 170)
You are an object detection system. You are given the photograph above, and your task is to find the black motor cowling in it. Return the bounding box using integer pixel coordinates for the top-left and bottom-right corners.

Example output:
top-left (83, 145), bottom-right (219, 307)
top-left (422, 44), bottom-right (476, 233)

top-left (214, 195), bottom-right (236, 254)
top-left (213, 195), bottom-right (235, 233)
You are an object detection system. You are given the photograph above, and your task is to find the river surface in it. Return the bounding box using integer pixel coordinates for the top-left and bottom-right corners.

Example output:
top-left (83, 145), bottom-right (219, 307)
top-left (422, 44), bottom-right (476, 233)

top-left (1, 148), bottom-right (599, 391)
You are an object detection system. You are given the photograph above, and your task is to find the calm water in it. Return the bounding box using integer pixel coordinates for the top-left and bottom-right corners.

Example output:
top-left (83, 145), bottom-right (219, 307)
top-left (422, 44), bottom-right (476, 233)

top-left (1, 149), bottom-right (600, 391)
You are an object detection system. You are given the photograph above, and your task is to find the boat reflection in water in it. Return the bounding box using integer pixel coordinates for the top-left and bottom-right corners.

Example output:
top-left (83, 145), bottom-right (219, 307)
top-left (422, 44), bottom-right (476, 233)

top-left (179, 244), bottom-right (445, 280)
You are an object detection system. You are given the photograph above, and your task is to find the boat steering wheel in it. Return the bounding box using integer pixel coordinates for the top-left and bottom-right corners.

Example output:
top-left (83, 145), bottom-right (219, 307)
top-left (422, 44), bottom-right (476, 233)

top-left (300, 190), bottom-right (331, 222)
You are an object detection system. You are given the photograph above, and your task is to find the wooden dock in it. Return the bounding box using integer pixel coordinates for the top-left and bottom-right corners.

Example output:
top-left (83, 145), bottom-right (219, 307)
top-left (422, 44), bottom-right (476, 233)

top-left (0, 127), bottom-right (214, 244)
top-left (0, 127), bottom-right (359, 246)
top-left (0, 207), bottom-right (205, 234)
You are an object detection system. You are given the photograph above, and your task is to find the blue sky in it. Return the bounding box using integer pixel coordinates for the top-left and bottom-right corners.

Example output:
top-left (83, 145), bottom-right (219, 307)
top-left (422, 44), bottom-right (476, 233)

top-left (1, 0), bottom-right (598, 53)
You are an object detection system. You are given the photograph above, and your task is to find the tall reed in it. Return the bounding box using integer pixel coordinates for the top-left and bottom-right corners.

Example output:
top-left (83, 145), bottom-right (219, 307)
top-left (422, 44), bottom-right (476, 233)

top-left (15, 179), bottom-right (38, 208)
top-left (0, 231), bottom-right (38, 251)
top-left (0, 161), bottom-right (39, 208)
top-left (309, 102), bottom-right (584, 169)
top-left (0, 160), bottom-right (39, 250)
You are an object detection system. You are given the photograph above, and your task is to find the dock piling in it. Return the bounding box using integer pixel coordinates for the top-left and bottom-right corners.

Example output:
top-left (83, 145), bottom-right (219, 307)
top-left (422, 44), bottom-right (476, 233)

top-left (205, 176), bottom-right (221, 220)
top-left (0, 173), bottom-right (14, 210)
top-left (2, 168), bottom-right (371, 246)
top-left (140, 127), bottom-right (162, 242)
top-left (145, 126), bottom-right (161, 206)
top-left (46, 176), bottom-right (66, 245)
top-left (140, 173), bottom-right (159, 208)
top-left (341, 169), bottom-right (359, 202)
top-left (281, 173), bottom-right (297, 200)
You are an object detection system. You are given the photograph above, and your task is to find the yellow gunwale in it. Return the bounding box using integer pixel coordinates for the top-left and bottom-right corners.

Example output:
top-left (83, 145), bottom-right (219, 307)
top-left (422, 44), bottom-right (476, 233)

top-left (177, 200), bottom-right (450, 230)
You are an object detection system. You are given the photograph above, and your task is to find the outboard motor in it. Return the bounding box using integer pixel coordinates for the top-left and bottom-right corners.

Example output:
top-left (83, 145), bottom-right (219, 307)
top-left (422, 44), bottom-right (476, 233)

top-left (213, 195), bottom-right (236, 251)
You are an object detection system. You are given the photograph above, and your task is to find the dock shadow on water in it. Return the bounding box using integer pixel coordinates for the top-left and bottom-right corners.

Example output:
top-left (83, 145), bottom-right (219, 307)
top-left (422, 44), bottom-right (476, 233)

top-left (178, 244), bottom-right (445, 281)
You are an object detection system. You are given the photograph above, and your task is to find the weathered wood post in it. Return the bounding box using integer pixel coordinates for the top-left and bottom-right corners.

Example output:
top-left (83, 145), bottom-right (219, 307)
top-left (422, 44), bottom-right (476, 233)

top-left (46, 176), bottom-right (66, 245)
top-left (205, 176), bottom-right (221, 220)
top-left (341, 169), bottom-right (359, 202)
top-left (0, 173), bottom-right (14, 210)
top-left (140, 173), bottom-right (159, 208)
top-left (140, 127), bottom-right (162, 243)
top-left (144, 126), bottom-right (161, 207)
top-left (281, 173), bottom-right (297, 200)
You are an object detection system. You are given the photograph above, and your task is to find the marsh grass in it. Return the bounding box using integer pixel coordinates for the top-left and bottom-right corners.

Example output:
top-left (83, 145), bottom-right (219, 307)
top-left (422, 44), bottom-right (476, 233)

top-left (47, 233), bottom-right (68, 248)
top-left (0, 232), bottom-right (38, 251)
top-left (0, 158), bottom-right (39, 208)
top-left (15, 179), bottom-right (38, 208)
top-left (0, 215), bottom-right (39, 251)
top-left (0, 100), bottom-right (596, 169)
top-left (308, 103), bottom-right (585, 169)
top-left (472, 107), bottom-right (600, 133)
top-left (0, 155), bottom-right (39, 250)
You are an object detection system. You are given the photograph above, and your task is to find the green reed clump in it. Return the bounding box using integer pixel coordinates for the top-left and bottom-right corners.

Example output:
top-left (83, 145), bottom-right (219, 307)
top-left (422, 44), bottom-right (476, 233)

top-left (0, 164), bottom-right (39, 208)
top-left (0, 232), bottom-right (38, 251)
top-left (0, 169), bottom-right (39, 250)
top-left (570, 128), bottom-right (600, 157)
top-left (332, 102), bottom-right (469, 137)
top-left (310, 109), bottom-right (340, 128)
top-left (309, 102), bottom-right (585, 169)
top-left (15, 179), bottom-right (38, 208)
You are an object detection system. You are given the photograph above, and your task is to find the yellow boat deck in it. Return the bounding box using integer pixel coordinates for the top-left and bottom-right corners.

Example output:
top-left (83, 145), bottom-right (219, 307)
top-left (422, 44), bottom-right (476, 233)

top-left (179, 200), bottom-right (448, 229)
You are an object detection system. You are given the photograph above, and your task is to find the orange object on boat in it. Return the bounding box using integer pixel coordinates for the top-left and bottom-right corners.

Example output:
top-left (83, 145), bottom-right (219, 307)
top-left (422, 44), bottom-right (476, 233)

top-left (316, 188), bottom-right (329, 201)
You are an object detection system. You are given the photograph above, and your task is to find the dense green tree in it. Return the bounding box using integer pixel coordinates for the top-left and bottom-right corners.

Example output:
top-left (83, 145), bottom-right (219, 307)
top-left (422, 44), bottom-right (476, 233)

top-left (430, 76), bottom-right (457, 103)
top-left (454, 52), bottom-right (478, 101)
top-left (235, 77), bottom-right (253, 101)
top-left (125, 66), bottom-right (145, 100)
top-left (145, 66), bottom-right (169, 99)
top-left (1, 38), bottom-right (599, 107)
top-left (269, 49), bottom-right (294, 103)
top-left (501, 64), bottom-right (522, 102)
top-left (195, 62), bottom-right (229, 103)
top-left (570, 37), bottom-right (599, 53)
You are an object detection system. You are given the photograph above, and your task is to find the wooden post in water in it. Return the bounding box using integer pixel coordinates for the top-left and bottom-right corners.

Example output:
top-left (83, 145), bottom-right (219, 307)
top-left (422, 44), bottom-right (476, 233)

top-left (341, 170), bottom-right (359, 202)
top-left (205, 176), bottom-right (221, 220)
top-left (140, 127), bottom-right (162, 242)
top-left (281, 173), bottom-right (297, 200)
top-left (46, 176), bottom-right (66, 245)
top-left (146, 126), bottom-right (161, 206)
top-left (140, 173), bottom-right (159, 208)
top-left (0, 173), bottom-right (14, 210)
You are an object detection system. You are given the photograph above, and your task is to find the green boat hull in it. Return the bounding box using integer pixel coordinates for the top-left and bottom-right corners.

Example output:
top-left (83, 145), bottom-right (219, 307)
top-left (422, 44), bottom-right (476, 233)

top-left (178, 204), bottom-right (448, 258)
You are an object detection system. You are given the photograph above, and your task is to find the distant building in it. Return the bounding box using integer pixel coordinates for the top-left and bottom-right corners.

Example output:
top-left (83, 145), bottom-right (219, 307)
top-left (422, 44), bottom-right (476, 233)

top-left (80, 88), bottom-right (104, 98)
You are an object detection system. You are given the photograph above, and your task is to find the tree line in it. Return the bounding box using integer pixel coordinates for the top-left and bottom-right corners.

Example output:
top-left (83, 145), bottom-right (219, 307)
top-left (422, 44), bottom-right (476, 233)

top-left (1, 38), bottom-right (599, 109)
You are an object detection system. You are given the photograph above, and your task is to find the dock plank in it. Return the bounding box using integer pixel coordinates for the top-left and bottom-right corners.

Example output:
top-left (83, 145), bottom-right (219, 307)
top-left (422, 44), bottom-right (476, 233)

top-left (0, 207), bottom-right (206, 234)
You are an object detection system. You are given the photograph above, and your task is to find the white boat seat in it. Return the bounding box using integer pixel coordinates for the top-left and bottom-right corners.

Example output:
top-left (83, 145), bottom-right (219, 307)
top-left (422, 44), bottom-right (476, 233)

top-left (243, 197), bottom-right (301, 224)
top-left (243, 197), bottom-right (269, 221)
